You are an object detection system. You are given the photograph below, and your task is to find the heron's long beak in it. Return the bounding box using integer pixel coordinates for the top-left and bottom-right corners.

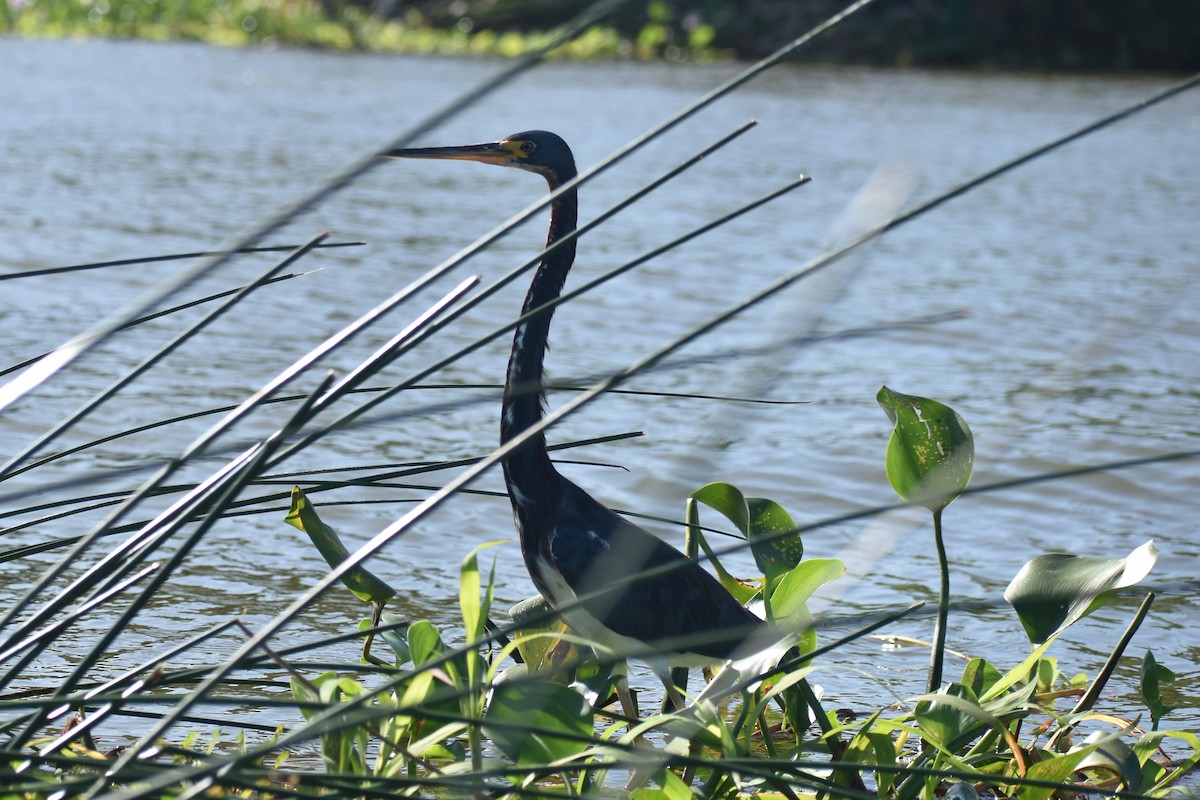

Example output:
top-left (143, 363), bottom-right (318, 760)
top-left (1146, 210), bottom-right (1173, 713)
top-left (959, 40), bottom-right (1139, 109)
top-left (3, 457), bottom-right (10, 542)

top-left (379, 141), bottom-right (518, 164)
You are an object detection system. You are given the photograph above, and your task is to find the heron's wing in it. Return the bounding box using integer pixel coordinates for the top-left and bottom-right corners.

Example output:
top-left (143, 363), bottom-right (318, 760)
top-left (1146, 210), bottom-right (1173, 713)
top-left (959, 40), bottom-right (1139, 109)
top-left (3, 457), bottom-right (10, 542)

top-left (549, 481), bottom-right (760, 660)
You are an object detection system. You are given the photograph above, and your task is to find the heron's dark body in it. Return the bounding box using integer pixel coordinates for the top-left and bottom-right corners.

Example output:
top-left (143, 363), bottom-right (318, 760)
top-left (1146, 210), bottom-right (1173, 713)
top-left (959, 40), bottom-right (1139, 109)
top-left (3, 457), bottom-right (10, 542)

top-left (492, 131), bottom-right (762, 664)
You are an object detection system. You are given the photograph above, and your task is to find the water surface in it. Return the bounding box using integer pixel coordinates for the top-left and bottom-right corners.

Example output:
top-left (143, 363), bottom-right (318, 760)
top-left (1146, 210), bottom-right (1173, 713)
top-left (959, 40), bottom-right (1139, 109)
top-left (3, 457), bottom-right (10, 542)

top-left (1, 38), bottom-right (1197, 739)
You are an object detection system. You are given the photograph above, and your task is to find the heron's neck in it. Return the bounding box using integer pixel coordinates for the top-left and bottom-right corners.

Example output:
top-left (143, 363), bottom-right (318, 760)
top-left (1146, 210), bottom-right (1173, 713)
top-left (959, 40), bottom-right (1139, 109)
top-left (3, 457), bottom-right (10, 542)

top-left (500, 178), bottom-right (578, 497)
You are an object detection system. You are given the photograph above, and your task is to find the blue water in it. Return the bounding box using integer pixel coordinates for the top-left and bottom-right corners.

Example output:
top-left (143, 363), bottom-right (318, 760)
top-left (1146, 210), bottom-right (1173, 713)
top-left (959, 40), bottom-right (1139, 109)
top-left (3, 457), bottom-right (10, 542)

top-left (1, 37), bottom-right (1197, 746)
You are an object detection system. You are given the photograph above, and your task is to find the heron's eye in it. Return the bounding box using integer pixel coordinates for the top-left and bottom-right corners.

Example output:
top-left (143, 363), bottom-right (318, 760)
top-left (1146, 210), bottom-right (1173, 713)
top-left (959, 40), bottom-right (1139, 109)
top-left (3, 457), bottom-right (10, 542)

top-left (520, 141), bottom-right (536, 153)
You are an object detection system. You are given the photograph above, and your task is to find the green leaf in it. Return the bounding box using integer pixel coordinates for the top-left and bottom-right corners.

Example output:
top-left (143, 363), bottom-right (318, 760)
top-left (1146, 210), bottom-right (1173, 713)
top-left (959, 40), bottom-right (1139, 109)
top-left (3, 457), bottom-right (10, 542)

top-left (685, 497), bottom-right (759, 605)
top-left (977, 637), bottom-right (1054, 703)
top-left (746, 497), bottom-right (802, 584)
top-left (769, 558), bottom-right (845, 630)
top-left (691, 482), bottom-right (749, 533)
top-left (1009, 741), bottom-right (1110, 800)
top-left (876, 386), bottom-right (973, 511)
top-left (630, 768), bottom-right (693, 800)
top-left (690, 482), bottom-right (804, 589)
top-left (913, 683), bottom-right (984, 748)
top-left (1133, 730), bottom-right (1200, 793)
top-left (377, 611), bottom-right (411, 665)
top-left (408, 620), bottom-right (445, 667)
top-left (961, 657), bottom-right (1003, 699)
top-left (1004, 540), bottom-right (1158, 644)
top-left (483, 680), bottom-right (593, 766)
top-left (1140, 649), bottom-right (1176, 727)
top-left (1072, 731), bottom-right (1142, 791)
top-left (840, 714), bottom-right (898, 797)
top-left (290, 672), bottom-right (328, 721)
top-left (284, 486), bottom-right (396, 604)
top-left (460, 541), bottom-right (504, 645)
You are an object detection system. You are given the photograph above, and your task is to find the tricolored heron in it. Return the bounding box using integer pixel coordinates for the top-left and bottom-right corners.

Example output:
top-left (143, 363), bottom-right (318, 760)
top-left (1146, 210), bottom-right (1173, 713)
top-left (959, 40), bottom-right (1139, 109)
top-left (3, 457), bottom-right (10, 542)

top-left (383, 131), bottom-right (766, 706)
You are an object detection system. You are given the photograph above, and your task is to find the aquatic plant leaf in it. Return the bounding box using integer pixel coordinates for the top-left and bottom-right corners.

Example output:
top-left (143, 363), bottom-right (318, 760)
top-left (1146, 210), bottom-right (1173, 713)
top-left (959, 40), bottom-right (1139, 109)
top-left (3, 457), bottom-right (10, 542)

top-left (290, 671), bottom-right (332, 721)
top-left (746, 497), bottom-right (803, 582)
top-left (961, 657), bottom-right (1003, 699)
top-left (690, 482), bottom-right (804, 585)
top-left (684, 497), bottom-right (759, 605)
top-left (396, 670), bottom-right (436, 718)
top-left (1012, 742), bottom-right (1100, 800)
top-left (913, 683), bottom-right (984, 748)
top-left (690, 482), bottom-right (750, 533)
top-left (508, 594), bottom-right (560, 666)
top-left (1140, 649), bottom-right (1176, 727)
top-left (484, 680), bottom-right (592, 766)
top-left (1072, 731), bottom-right (1142, 791)
top-left (876, 386), bottom-right (973, 511)
top-left (408, 620), bottom-right (445, 667)
top-left (377, 611), bottom-right (411, 665)
top-left (840, 713), bottom-right (898, 797)
top-left (630, 768), bottom-right (693, 800)
top-left (460, 540), bottom-right (502, 644)
top-left (770, 558), bottom-right (845, 630)
top-left (1133, 730), bottom-right (1200, 793)
top-left (1004, 540), bottom-right (1158, 644)
top-left (977, 637), bottom-right (1055, 703)
top-left (284, 486), bottom-right (396, 604)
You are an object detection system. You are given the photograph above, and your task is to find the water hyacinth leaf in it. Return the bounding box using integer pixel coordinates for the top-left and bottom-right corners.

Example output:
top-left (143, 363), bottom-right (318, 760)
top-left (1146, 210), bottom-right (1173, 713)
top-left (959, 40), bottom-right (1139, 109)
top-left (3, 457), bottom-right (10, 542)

top-left (769, 558), bottom-right (845, 630)
top-left (685, 497), bottom-right (759, 605)
top-left (1141, 649), bottom-right (1176, 728)
top-left (690, 482), bottom-right (804, 584)
top-left (961, 657), bottom-right (1004, 699)
top-left (913, 683), bottom-right (983, 748)
top-left (746, 497), bottom-right (803, 582)
top-left (377, 611), bottom-right (412, 666)
top-left (284, 486), bottom-right (396, 604)
top-left (876, 386), bottom-right (973, 511)
top-left (291, 671), bottom-right (332, 721)
top-left (690, 482), bottom-right (750, 534)
top-left (483, 680), bottom-right (593, 766)
top-left (408, 620), bottom-right (446, 666)
top-left (1004, 540), bottom-right (1158, 644)
top-left (1072, 731), bottom-right (1142, 791)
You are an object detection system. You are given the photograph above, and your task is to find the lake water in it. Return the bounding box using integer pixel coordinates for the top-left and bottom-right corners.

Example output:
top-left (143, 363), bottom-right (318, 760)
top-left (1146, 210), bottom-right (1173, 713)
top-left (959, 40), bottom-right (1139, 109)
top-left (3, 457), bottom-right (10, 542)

top-left (1, 37), bottom-right (1197, 747)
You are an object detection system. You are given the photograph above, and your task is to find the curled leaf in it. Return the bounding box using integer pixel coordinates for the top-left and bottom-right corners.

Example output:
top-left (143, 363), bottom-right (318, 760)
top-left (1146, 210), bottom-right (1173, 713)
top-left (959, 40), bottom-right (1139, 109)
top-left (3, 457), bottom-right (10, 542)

top-left (1071, 731), bottom-right (1142, 792)
top-left (877, 386), bottom-right (973, 511)
top-left (1004, 540), bottom-right (1158, 644)
top-left (691, 482), bottom-right (803, 587)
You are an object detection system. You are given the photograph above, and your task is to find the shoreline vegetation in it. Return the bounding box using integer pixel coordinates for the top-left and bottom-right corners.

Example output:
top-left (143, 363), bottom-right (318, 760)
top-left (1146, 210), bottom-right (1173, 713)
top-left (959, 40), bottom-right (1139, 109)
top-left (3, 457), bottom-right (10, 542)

top-left (3, 0), bottom-right (1199, 70)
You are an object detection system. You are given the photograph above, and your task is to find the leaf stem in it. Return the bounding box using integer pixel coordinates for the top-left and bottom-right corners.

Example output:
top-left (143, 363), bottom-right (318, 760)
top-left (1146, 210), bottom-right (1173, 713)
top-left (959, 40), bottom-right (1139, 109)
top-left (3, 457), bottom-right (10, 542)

top-left (1047, 591), bottom-right (1155, 750)
top-left (928, 505), bottom-right (949, 694)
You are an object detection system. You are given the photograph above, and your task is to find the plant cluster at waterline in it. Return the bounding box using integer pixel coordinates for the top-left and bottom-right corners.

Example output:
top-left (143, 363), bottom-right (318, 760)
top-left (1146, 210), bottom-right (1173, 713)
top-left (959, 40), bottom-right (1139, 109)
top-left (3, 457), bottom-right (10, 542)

top-left (277, 391), bottom-right (1196, 798)
top-left (0, 0), bottom-right (720, 60)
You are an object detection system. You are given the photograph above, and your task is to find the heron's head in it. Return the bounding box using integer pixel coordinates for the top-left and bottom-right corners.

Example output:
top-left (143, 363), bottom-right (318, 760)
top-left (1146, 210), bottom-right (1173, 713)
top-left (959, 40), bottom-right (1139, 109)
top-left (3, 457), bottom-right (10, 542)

top-left (381, 130), bottom-right (576, 187)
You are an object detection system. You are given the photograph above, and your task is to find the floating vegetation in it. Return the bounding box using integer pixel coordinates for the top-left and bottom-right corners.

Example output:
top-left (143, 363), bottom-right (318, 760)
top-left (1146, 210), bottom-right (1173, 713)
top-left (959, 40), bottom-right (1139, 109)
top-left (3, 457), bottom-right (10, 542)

top-left (1, 0), bottom-right (725, 60)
